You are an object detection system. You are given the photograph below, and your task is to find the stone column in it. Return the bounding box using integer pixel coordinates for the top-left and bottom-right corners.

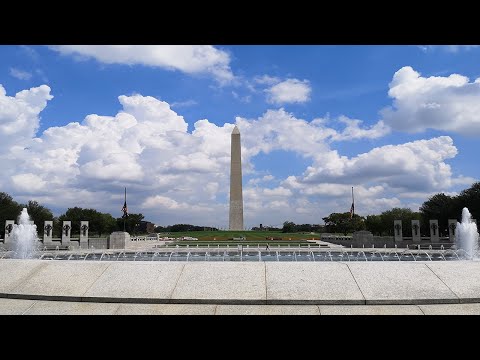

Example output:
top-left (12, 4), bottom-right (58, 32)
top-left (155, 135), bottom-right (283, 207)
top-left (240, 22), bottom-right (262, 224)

top-left (448, 219), bottom-right (457, 243)
top-left (4, 220), bottom-right (14, 244)
top-left (80, 221), bottom-right (89, 249)
top-left (429, 220), bottom-right (439, 243)
top-left (43, 221), bottom-right (53, 245)
top-left (62, 221), bottom-right (71, 246)
top-left (394, 220), bottom-right (403, 242)
top-left (411, 220), bottom-right (421, 242)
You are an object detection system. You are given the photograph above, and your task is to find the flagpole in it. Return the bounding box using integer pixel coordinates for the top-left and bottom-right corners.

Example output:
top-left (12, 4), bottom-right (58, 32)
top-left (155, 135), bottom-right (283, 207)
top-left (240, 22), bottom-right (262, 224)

top-left (123, 187), bottom-right (126, 232)
top-left (352, 186), bottom-right (354, 218)
top-left (351, 186), bottom-right (355, 233)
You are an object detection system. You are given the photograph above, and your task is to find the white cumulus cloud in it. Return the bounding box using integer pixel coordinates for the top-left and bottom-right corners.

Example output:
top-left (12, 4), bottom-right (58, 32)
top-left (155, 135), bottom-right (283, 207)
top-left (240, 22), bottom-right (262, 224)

top-left (48, 45), bottom-right (234, 83)
top-left (381, 66), bottom-right (480, 135)
top-left (265, 78), bottom-right (311, 104)
top-left (11, 173), bottom-right (46, 193)
top-left (330, 116), bottom-right (391, 141)
top-left (263, 187), bottom-right (292, 197)
top-left (291, 136), bottom-right (458, 193)
top-left (0, 84), bottom-right (53, 153)
top-left (0, 82), bottom-right (473, 226)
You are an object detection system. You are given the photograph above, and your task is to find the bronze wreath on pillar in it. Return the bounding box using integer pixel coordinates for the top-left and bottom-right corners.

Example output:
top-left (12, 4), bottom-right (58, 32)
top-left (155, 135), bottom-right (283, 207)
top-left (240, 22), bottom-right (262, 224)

top-left (44, 224), bottom-right (52, 236)
top-left (412, 223), bottom-right (419, 236)
top-left (394, 223), bottom-right (401, 236)
top-left (449, 222), bottom-right (456, 235)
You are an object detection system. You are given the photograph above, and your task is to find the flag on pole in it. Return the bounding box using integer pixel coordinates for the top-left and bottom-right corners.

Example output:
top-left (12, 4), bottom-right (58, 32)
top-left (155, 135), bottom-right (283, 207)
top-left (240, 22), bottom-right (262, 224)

top-left (350, 186), bottom-right (355, 219)
top-left (122, 187), bottom-right (128, 218)
top-left (122, 201), bottom-right (128, 218)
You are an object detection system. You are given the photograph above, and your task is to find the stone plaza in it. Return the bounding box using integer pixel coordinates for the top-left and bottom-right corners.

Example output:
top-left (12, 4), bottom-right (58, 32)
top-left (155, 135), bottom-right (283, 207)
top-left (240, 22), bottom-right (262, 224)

top-left (1, 259), bottom-right (480, 314)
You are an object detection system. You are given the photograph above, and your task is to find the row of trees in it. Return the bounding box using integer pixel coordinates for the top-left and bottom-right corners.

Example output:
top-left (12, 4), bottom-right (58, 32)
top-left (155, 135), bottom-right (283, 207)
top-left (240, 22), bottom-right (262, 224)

top-left (58, 207), bottom-right (145, 237)
top-left (322, 213), bottom-right (366, 235)
top-left (364, 208), bottom-right (422, 236)
top-left (291, 182), bottom-right (480, 236)
top-left (419, 182), bottom-right (480, 235)
top-left (0, 193), bottom-right (54, 237)
top-left (365, 183), bottom-right (480, 236)
top-left (281, 222), bottom-right (323, 233)
top-left (2, 182), bottom-right (479, 238)
top-left (0, 192), bottom-right (147, 238)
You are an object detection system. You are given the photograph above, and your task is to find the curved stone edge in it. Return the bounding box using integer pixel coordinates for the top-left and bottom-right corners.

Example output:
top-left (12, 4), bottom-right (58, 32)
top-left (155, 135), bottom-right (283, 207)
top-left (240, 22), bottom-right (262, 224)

top-left (1, 259), bottom-right (479, 305)
top-left (0, 292), bottom-right (474, 305)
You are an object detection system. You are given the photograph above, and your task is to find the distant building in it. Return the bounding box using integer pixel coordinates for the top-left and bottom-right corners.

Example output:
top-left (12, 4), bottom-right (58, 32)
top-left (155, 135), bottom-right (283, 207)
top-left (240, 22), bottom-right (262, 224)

top-left (137, 221), bottom-right (155, 234)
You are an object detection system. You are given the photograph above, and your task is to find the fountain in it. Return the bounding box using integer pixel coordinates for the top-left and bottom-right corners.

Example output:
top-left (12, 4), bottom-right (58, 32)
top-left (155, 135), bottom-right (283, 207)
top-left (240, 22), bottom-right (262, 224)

top-left (11, 208), bottom-right (38, 259)
top-left (456, 207), bottom-right (479, 259)
top-left (2, 207), bottom-right (478, 262)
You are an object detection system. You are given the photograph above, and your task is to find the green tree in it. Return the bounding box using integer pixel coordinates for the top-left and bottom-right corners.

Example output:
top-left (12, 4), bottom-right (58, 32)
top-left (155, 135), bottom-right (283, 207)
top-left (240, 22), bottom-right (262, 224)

top-left (154, 225), bottom-right (167, 233)
top-left (380, 208), bottom-right (421, 236)
top-left (58, 207), bottom-right (84, 236)
top-left (296, 224), bottom-right (314, 232)
top-left (419, 194), bottom-right (456, 236)
top-left (322, 212), bottom-right (364, 235)
top-left (58, 207), bottom-right (118, 237)
top-left (456, 182), bottom-right (480, 222)
top-left (323, 213), bottom-right (345, 234)
top-left (100, 213), bottom-right (117, 236)
top-left (417, 183), bottom-right (480, 236)
top-left (282, 221), bottom-right (295, 233)
top-left (24, 200), bottom-right (54, 236)
top-left (364, 214), bottom-right (383, 235)
top-left (85, 209), bottom-right (107, 237)
top-left (351, 214), bottom-right (366, 232)
top-left (116, 213), bottom-right (145, 234)
top-left (0, 193), bottom-right (23, 238)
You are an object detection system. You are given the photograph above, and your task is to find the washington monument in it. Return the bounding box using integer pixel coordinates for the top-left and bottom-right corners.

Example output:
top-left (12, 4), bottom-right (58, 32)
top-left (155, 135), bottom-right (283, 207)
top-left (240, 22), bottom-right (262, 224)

top-left (229, 125), bottom-right (244, 230)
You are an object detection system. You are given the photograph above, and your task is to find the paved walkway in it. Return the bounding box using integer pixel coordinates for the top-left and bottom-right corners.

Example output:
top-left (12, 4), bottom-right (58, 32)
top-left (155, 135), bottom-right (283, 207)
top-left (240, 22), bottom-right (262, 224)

top-left (2, 259), bottom-right (480, 314)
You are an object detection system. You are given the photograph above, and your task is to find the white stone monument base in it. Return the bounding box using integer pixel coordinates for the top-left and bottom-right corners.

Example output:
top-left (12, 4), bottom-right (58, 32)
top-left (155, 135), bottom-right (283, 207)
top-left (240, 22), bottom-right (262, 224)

top-left (108, 232), bottom-right (131, 249)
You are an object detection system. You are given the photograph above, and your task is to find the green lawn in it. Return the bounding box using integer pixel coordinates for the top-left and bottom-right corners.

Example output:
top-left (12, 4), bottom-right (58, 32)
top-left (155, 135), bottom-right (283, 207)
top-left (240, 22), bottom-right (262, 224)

top-left (157, 231), bottom-right (323, 247)
top-left (157, 230), bottom-right (320, 241)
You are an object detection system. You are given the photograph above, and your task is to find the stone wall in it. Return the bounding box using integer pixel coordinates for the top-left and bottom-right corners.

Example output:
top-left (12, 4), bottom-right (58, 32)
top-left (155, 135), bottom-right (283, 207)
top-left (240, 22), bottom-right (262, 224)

top-left (88, 238), bottom-right (109, 250)
top-left (321, 232), bottom-right (405, 248)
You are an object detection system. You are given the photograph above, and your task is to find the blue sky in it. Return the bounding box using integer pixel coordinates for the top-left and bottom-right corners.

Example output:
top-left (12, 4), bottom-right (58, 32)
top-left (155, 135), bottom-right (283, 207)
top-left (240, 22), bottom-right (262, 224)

top-left (1, 45), bottom-right (479, 228)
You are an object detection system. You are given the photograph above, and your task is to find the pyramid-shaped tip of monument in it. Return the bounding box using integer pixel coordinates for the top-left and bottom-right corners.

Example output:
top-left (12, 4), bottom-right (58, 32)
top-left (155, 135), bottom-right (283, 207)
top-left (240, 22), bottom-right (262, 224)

top-left (232, 125), bottom-right (240, 134)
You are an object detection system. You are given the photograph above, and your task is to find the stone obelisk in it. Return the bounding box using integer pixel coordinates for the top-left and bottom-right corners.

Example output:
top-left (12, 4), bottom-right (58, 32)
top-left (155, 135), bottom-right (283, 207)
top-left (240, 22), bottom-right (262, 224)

top-left (229, 125), bottom-right (244, 230)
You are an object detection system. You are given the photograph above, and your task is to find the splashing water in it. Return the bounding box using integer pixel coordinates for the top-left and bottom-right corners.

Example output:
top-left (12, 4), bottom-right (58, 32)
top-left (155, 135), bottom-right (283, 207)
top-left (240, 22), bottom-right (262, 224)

top-left (456, 207), bottom-right (479, 259)
top-left (11, 208), bottom-right (38, 259)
